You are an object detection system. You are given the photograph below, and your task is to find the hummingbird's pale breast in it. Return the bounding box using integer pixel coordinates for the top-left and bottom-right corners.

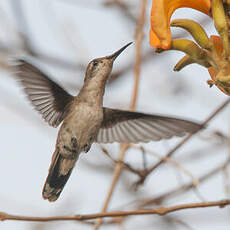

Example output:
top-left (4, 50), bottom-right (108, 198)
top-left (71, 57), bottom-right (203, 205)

top-left (60, 99), bottom-right (103, 152)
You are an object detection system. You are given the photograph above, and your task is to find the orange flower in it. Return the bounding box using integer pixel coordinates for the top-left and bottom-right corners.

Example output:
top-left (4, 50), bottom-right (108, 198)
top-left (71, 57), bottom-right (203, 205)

top-left (150, 0), bottom-right (211, 49)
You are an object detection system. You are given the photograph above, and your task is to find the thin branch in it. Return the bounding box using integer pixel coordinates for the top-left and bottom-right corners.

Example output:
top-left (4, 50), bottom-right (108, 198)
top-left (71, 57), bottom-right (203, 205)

top-left (135, 146), bottom-right (199, 187)
top-left (103, 0), bottom-right (137, 23)
top-left (101, 147), bottom-right (139, 175)
top-left (94, 145), bottom-right (129, 230)
top-left (135, 98), bottom-right (230, 187)
top-left (101, 156), bottom-right (230, 216)
top-left (94, 1), bottom-right (147, 229)
top-left (140, 146), bottom-right (148, 172)
top-left (129, 1), bottom-right (146, 110)
top-left (0, 199), bottom-right (230, 222)
top-left (102, 145), bottom-right (199, 187)
top-left (139, 157), bottom-right (230, 207)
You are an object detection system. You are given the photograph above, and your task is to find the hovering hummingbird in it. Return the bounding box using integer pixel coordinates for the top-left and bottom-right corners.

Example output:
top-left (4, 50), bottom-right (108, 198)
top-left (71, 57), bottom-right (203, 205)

top-left (16, 42), bottom-right (202, 202)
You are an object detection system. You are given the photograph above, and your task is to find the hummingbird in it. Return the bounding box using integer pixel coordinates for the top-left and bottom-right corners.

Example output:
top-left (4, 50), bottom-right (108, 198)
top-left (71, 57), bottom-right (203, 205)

top-left (16, 42), bottom-right (202, 202)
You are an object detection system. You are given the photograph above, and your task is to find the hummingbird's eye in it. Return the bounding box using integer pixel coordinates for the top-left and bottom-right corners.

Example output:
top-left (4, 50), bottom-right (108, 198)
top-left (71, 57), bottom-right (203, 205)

top-left (92, 60), bottom-right (98, 66)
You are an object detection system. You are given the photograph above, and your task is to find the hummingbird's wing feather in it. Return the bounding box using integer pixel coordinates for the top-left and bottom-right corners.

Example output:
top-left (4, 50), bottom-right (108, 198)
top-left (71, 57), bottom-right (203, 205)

top-left (96, 108), bottom-right (203, 143)
top-left (16, 60), bottom-right (74, 127)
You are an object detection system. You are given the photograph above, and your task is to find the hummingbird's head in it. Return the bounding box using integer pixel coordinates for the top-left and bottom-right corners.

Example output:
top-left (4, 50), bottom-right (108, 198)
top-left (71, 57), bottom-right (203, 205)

top-left (84, 42), bottom-right (132, 84)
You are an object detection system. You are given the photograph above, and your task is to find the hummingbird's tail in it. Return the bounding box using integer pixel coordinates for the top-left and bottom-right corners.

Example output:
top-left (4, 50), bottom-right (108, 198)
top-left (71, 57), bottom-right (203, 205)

top-left (42, 148), bottom-right (78, 202)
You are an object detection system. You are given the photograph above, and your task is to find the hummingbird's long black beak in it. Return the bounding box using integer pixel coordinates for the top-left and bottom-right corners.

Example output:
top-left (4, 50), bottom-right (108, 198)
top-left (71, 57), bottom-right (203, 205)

top-left (107, 42), bottom-right (133, 61)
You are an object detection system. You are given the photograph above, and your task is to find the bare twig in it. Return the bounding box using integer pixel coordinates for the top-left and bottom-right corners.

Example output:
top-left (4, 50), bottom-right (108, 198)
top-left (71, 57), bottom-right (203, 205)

top-left (140, 146), bottom-right (148, 172)
top-left (135, 98), bottom-right (230, 187)
top-left (102, 145), bottom-right (199, 187)
top-left (139, 157), bottom-right (230, 207)
top-left (103, 0), bottom-right (137, 23)
top-left (94, 145), bottom-right (129, 229)
top-left (94, 1), bottom-right (147, 229)
top-left (135, 146), bottom-right (199, 187)
top-left (0, 199), bottom-right (230, 222)
top-left (101, 147), bottom-right (140, 175)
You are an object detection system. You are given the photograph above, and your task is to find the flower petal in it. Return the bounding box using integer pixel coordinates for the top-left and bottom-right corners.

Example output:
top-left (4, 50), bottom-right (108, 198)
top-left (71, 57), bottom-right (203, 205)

top-left (150, 0), bottom-right (211, 49)
top-left (209, 35), bottom-right (224, 59)
top-left (208, 36), bottom-right (230, 95)
top-left (208, 35), bottom-right (223, 82)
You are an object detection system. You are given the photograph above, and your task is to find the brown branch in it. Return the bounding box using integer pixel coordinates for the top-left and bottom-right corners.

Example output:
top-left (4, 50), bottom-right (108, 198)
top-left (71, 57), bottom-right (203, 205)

top-left (136, 146), bottom-right (199, 187)
top-left (94, 144), bottom-right (129, 230)
top-left (103, 0), bottom-right (137, 23)
top-left (101, 147), bottom-right (140, 175)
top-left (0, 199), bottom-right (230, 222)
top-left (102, 142), bottom-right (200, 190)
top-left (140, 146), bottom-right (148, 172)
top-left (129, 1), bottom-right (146, 110)
top-left (135, 98), bottom-right (230, 187)
top-left (139, 157), bottom-right (230, 207)
top-left (90, 157), bottom-right (230, 219)
top-left (94, 1), bottom-right (147, 229)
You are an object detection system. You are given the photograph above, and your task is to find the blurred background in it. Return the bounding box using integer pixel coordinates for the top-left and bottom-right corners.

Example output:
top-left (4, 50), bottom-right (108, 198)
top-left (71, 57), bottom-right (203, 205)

top-left (1, 0), bottom-right (230, 229)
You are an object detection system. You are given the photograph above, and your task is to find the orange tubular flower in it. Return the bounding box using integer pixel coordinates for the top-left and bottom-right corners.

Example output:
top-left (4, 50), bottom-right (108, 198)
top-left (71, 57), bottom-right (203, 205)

top-left (150, 0), bottom-right (211, 49)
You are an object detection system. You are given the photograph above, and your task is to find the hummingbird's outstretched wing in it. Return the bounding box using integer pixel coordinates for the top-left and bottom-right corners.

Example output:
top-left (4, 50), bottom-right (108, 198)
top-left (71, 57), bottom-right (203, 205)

top-left (96, 108), bottom-right (203, 143)
top-left (16, 60), bottom-right (74, 127)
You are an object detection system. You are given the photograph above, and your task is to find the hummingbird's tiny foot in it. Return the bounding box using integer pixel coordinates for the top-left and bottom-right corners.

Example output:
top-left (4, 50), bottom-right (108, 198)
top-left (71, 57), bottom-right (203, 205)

top-left (83, 137), bottom-right (93, 153)
top-left (83, 144), bottom-right (90, 153)
top-left (71, 137), bottom-right (78, 149)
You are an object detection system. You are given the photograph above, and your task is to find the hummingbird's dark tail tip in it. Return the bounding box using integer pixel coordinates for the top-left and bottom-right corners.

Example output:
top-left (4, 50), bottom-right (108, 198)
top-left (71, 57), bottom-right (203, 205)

top-left (42, 150), bottom-right (76, 202)
top-left (42, 165), bottom-right (74, 202)
top-left (42, 184), bottom-right (62, 202)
